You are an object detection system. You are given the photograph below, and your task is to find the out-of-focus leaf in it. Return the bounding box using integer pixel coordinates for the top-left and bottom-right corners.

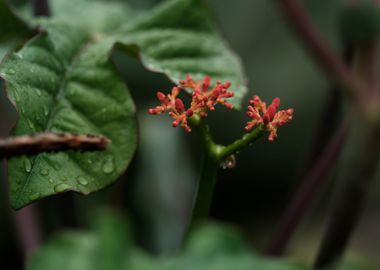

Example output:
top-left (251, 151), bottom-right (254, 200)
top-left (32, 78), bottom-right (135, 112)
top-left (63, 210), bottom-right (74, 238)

top-left (0, 21), bottom-right (137, 209)
top-left (0, 0), bottom-right (33, 59)
top-left (27, 213), bottom-right (307, 270)
top-left (117, 0), bottom-right (247, 109)
top-left (28, 209), bottom-right (131, 270)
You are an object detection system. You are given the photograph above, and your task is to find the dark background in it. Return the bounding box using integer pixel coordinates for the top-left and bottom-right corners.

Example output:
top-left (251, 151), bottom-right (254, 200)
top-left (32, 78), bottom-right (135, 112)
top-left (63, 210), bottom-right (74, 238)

top-left (1, 0), bottom-right (380, 269)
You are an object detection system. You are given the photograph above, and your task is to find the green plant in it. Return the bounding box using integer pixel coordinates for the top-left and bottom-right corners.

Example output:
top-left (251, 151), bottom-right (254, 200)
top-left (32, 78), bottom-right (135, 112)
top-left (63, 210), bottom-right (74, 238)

top-left (1, 0), bottom-right (380, 269)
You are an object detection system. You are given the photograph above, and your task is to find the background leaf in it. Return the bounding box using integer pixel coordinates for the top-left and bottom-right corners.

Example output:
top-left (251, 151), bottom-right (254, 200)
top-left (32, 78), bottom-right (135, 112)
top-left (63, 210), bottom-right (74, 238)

top-left (0, 0), bottom-right (33, 59)
top-left (117, 0), bottom-right (247, 109)
top-left (0, 21), bottom-right (137, 209)
top-left (27, 210), bottom-right (307, 270)
top-left (47, 0), bottom-right (132, 33)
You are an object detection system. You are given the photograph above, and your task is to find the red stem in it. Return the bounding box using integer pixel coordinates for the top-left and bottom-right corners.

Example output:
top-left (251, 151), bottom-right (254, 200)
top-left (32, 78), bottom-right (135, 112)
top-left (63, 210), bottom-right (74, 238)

top-left (278, 0), bottom-right (365, 106)
top-left (265, 122), bottom-right (349, 256)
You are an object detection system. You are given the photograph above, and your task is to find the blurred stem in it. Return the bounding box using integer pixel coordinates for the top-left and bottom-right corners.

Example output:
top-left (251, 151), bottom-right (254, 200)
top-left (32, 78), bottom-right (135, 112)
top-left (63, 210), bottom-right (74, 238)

top-left (313, 44), bottom-right (380, 268)
top-left (277, 0), bottom-right (369, 111)
top-left (265, 121), bottom-right (349, 256)
top-left (314, 124), bottom-right (380, 269)
top-left (31, 0), bottom-right (50, 17)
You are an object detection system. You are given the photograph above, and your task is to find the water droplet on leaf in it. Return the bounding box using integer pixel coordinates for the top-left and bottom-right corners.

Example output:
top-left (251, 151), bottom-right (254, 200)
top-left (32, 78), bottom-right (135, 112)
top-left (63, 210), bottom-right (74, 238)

top-left (7, 68), bottom-right (15, 75)
top-left (39, 168), bottom-right (49, 176)
top-left (77, 176), bottom-right (88, 186)
top-left (24, 159), bottom-right (32, 172)
top-left (29, 192), bottom-right (41, 200)
top-left (54, 183), bottom-right (69, 192)
top-left (27, 120), bottom-right (35, 130)
top-left (14, 52), bottom-right (23, 59)
top-left (48, 178), bottom-right (54, 184)
top-left (102, 157), bottom-right (115, 174)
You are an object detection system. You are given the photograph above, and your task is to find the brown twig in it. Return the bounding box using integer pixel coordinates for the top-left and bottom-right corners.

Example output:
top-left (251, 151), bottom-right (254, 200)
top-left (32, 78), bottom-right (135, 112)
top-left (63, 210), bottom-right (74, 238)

top-left (0, 132), bottom-right (110, 158)
top-left (313, 124), bottom-right (380, 269)
top-left (265, 122), bottom-right (349, 256)
top-left (31, 0), bottom-right (50, 17)
top-left (278, 0), bottom-right (367, 108)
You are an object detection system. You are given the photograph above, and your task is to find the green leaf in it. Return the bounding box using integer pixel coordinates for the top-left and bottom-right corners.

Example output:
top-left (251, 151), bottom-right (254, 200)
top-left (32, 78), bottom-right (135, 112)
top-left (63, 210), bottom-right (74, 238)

top-left (27, 215), bottom-right (307, 270)
top-left (0, 21), bottom-right (137, 209)
top-left (0, 0), bottom-right (33, 59)
top-left (117, 0), bottom-right (247, 109)
top-left (48, 0), bottom-right (132, 33)
top-left (28, 209), bottom-right (132, 270)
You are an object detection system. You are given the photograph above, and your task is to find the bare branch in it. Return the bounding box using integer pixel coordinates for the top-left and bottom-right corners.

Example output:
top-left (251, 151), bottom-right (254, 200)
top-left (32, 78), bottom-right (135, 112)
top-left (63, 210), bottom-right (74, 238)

top-left (0, 133), bottom-right (110, 158)
top-left (278, 0), bottom-right (368, 108)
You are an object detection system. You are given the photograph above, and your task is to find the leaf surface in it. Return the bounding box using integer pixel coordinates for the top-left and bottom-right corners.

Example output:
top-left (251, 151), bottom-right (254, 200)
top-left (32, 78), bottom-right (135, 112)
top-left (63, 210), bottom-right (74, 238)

top-left (117, 0), bottom-right (247, 108)
top-left (0, 21), bottom-right (137, 209)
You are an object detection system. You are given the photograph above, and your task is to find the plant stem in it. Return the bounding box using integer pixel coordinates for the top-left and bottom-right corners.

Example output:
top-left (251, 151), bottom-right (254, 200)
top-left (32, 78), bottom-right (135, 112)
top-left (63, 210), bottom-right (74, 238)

top-left (313, 124), bottom-right (380, 269)
top-left (277, 0), bottom-right (368, 110)
top-left (0, 133), bottom-right (110, 158)
top-left (31, 0), bottom-right (50, 17)
top-left (191, 153), bottom-right (219, 222)
top-left (189, 120), bottom-right (266, 225)
top-left (217, 125), bottom-right (265, 160)
top-left (265, 122), bottom-right (348, 256)
top-left (313, 41), bottom-right (380, 269)
top-left (189, 119), bottom-right (219, 223)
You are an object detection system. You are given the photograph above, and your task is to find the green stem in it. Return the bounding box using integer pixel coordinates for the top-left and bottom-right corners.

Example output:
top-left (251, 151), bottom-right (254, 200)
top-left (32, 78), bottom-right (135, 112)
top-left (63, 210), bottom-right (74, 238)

top-left (218, 125), bottom-right (265, 160)
top-left (191, 153), bottom-right (219, 222)
top-left (189, 118), bottom-right (219, 223)
top-left (189, 118), bottom-right (266, 225)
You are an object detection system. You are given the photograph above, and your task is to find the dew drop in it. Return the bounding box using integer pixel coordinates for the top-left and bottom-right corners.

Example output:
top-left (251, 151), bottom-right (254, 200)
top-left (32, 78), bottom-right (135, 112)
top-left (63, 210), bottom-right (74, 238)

top-left (43, 106), bottom-right (49, 116)
top-left (87, 159), bottom-right (93, 164)
top-left (30, 67), bottom-right (35, 73)
top-left (77, 176), bottom-right (88, 186)
top-left (13, 91), bottom-right (20, 102)
top-left (27, 119), bottom-right (35, 130)
top-left (54, 183), bottom-right (69, 192)
top-left (7, 68), bottom-right (15, 75)
top-left (39, 168), bottom-right (49, 176)
top-left (35, 89), bottom-right (42, 96)
top-left (14, 52), bottom-right (23, 59)
top-left (219, 155), bottom-right (236, 170)
top-left (102, 157), bottom-right (115, 174)
top-left (29, 192), bottom-right (41, 200)
top-left (54, 164), bottom-right (61, 171)
top-left (48, 178), bottom-right (54, 184)
top-left (24, 159), bottom-right (32, 172)
top-left (61, 176), bottom-right (68, 182)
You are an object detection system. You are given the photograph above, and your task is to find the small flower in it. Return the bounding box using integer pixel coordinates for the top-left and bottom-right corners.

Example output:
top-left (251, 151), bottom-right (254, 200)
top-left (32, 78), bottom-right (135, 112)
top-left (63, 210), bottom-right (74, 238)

top-left (149, 75), bottom-right (234, 132)
top-left (245, 95), bottom-right (294, 141)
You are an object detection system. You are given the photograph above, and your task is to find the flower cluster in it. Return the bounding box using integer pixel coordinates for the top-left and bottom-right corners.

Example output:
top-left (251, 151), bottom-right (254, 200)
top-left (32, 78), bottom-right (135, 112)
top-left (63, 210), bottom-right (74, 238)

top-left (148, 75), bottom-right (234, 132)
top-left (245, 95), bottom-right (294, 141)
